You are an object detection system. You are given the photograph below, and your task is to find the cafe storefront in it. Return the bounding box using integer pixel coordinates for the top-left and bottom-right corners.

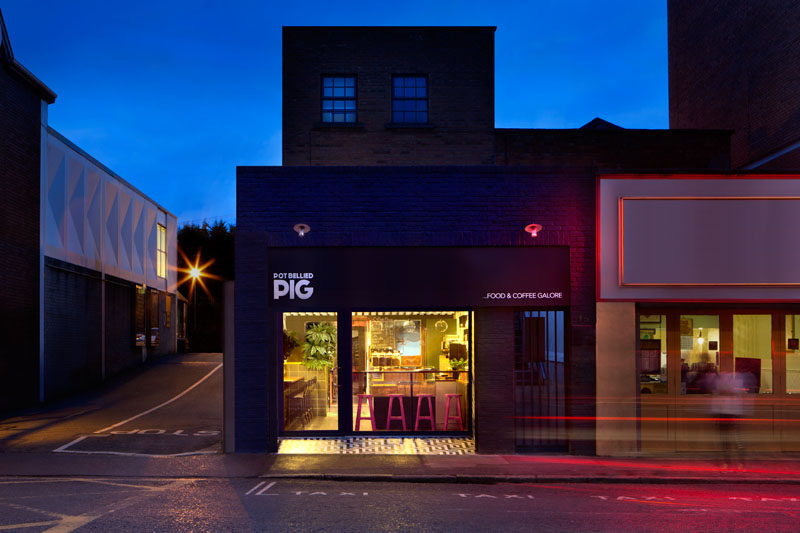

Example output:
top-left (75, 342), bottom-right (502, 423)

top-left (268, 246), bottom-right (570, 447)
top-left (596, 173), bottom-right (800, 455)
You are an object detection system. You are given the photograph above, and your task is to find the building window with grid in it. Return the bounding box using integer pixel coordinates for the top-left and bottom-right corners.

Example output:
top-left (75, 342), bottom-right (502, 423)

top-left (321, 76), bottom-right (356, 123)
top-left (157, 223), bottom-right (167, 279)
top-left (392, 75), bottom-right (428, 123)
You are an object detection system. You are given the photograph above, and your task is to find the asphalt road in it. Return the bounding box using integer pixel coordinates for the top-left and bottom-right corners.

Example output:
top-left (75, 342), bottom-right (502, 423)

top-left (1, 479), bottom-right (799, 532)
top-left (0, 353), bottom-right (223, 456)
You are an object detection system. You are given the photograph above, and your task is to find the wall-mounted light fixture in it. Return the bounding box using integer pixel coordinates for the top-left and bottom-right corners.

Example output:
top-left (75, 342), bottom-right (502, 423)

top-left (524, 223), bottom-right (543, 238)
top-left (293, 223), bottom-right (310, 237)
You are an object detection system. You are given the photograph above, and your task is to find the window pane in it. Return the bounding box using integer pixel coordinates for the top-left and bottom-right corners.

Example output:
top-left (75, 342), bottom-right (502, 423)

top-left (393, 87), bottom-right (403, 98)
top-left (639, 314), bottom-right (667, 394)
top-left (392, 101), bottom-right (402, 111)
top-left (404, 87), bottom-right (416, 97)
top-left (680, 315), bottom-right (719, 394)
top-left (282, 312), bottom-right (338, 432)
top-left (322, 100), bottom-right (333, 110)
top-left (345, 113), bottom-right (356, 122)
top-left (393, 111), bottom-right (403, 122)
top-left (351, 311), bottom-right (469, 432)
top-left (733, 314), bottom-right (772, 394)
top-left (345, 87), bottom-right (354, 97)
top-left (787, 315), bottom-right (800, 394)
top-left (344, 77), bottom-right (354, 87)
top-left (333, 113), bottom-right (344, 122)
top-left (417, 87), bottom-right (427, 97)
top-left (416, 77), bottom-right (426, 87)
top-left (333, 87), bottom-right (344, 97)
top-left (323, 78), bottom-right (333, 87)
top-left (334, 77), bottom-right (344, 87)
top-left (345, 100), bottom-right (355, 110)
top-left (417, 100), bottom-right (427, 111)
top-left (393, 76), bottom-right (403, 87)
top-left (334, 100), bottom-right (344, 109)
top-left (322, 112), bottom-right (332, 122)
top-left (418, 111), bottom-right (427, 123)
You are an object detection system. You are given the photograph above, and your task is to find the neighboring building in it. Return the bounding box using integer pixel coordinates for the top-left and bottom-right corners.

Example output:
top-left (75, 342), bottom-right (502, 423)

top-left (0, 10), bottom-right (178, 411)
top-left (669, 0), bottom-right (800, 170)
top-left (233, 26), bottom-right (732, 454)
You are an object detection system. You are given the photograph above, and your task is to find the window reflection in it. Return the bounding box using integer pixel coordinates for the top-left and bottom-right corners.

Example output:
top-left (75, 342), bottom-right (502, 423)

top-left (733, 314), bottom-right (772, 394)
top-left (680, 315), bottom-right (719, 394)
top-left (639, 314), bottom-right (667, 394)
top-left (788, 315), bottom-right (800, 394)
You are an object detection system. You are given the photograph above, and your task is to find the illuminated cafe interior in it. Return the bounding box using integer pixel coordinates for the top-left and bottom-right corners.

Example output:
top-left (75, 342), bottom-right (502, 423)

top-left (282, 311), bottom-right (470, 433)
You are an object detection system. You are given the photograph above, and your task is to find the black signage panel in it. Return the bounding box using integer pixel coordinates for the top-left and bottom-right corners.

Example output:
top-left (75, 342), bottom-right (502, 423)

top-left (268, 247), bottom-right (569, 309)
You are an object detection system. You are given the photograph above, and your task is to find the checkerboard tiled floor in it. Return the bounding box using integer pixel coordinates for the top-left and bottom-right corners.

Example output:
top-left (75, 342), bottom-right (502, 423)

top-left (278, 436), bottom-right (475, 455)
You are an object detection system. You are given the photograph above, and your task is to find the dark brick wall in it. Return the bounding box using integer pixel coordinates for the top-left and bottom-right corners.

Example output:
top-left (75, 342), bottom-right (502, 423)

top-left (104, 279), bottom-right (141, 377)
top-left (236, 166), bottom-right (596, 452)
top-left (43, 259), bottom-right (102, 401)
top-left (283, 27), bottom-right (495, 166)
top-left (496, 128), bottom-right (731, 170)
top-left (669, 0), bottom-right (800, 169)
top-left (0, 58), bottom-right (42, 411)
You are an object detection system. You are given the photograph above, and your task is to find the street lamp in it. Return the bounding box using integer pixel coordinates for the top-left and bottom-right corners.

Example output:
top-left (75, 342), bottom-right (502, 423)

top-left (177, 250), bottom-right (221, 343)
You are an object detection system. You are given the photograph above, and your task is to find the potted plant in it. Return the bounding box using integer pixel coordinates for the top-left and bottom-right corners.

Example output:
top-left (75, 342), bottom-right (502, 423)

top-left (302, 322), bottom-right (337, 370)
top-left (283, 330), bottom-right (300, 361)
top-left (449, 357), bottom-right (468, 379)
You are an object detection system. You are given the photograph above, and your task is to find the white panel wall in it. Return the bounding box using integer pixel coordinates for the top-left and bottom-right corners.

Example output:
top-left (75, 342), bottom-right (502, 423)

top-left (43, 132), bottom-right (176, 292)
top-left (598, 175), bottom-right (800, 300)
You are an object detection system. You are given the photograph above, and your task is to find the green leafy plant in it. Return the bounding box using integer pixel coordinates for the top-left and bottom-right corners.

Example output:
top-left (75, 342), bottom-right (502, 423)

top-left (282, 330), bottom-right (300, 361)
top-left (449, 358), bottom-right (468, 371)
top-left (302, 322), bottom-right (337, 370)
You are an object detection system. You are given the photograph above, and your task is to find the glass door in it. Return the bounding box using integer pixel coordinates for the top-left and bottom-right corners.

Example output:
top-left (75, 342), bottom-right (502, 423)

top-left (281, 312), bottom-right (340, 432)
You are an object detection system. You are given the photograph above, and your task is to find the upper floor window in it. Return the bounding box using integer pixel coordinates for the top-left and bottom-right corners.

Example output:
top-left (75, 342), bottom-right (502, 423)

top-left (322, 76), bottom-right (356, 123)
top-left (157, 224), bottom-right (167, 279)
top-left (392, 75), bottom-right (428, 123)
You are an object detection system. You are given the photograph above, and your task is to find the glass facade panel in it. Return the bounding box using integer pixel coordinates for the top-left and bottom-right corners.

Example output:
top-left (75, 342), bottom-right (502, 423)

top-left (352, 311), bottom-right (469, 432)
top-left (680, 314), bottom-right (719, 394)
top-left (282, 312), bottom-right (338, 431)
top-left (733, 314), bottom-right (772, 394)
top-left (787, 315), bottom-right (800, 394)
top-left (639, 314), bottom-right (667, 394)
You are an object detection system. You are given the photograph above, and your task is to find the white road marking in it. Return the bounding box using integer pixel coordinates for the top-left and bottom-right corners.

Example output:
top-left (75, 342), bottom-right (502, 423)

top-left (52, 436), bottom-right (89, 453)
top-left (246, 482), bottom-right (266, 495)
top-left (93, 363), bottom-right (222, 434)
top-left (255, 482), bottom-right (277, 496)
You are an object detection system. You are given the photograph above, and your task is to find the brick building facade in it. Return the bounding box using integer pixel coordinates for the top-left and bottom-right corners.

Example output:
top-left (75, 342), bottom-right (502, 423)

top-left (234, 26), bottom-right (731, 454)
top-left (669, 0), bottom-right (800, 170)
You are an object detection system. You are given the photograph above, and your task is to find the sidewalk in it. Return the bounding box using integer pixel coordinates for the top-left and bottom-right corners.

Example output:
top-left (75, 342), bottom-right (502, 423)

top-left (3, 451), bottom-right (800, 484)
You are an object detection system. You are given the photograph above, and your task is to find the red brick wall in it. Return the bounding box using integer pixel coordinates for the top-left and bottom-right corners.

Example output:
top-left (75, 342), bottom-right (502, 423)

top-left (669, 0), bottom-right (800, 169)
top-left (0, 60), bottom-right (42, 410)
top-left (283, 27), bottom-right (495, 166)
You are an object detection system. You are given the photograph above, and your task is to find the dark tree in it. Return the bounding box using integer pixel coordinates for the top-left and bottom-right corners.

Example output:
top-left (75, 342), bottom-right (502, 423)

top-left (178, 220), bottom-right (234, 352)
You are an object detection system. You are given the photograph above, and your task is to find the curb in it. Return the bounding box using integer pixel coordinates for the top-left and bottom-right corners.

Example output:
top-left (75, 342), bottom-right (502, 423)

top-left (259, 473), bottom-right (800, 484)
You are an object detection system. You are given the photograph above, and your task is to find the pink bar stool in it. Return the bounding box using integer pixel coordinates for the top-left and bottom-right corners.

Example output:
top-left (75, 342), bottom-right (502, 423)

top-left (443, 393), bottom-right (464, 430)
top-left (386, 394), bottom-right (407, 430)
top-left (354, 393), bottom-right (375, 431)
top-left (414, 394), bottom-right (435, 431)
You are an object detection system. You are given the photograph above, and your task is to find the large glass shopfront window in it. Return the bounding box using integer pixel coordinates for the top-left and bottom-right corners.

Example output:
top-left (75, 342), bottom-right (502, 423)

top-left (351, 311), bottom-right (470, 432)
top-left (282, 312), bottom-right (338, 431)
top-left (638, 308), bottom-right (795, 397)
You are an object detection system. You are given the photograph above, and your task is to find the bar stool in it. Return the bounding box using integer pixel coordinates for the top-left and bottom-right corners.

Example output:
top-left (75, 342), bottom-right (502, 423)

top-left (354, 393), bottom-right (375, 431)
top-left (443, 393), bottom-right (464, 430)
top-left (414, 394), bottom-right (435, 431)
top-left (386, 394), bottom-right (407, 430)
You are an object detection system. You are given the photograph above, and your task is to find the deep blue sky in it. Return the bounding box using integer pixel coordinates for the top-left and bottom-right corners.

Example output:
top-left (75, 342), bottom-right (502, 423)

top-left (3, 1), bottom-right (667, 226)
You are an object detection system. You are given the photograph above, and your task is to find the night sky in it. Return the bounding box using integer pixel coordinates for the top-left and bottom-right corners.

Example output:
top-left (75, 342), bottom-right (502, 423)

top-left (2, 1), bottom-right (667, 226)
